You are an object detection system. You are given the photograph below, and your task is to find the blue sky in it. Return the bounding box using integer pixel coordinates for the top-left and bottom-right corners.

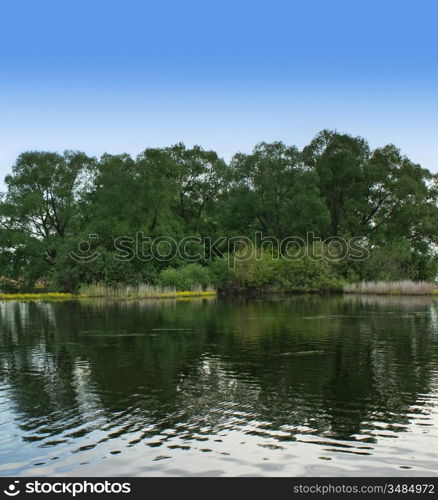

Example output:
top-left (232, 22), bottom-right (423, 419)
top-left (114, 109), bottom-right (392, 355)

top-left (1, 0), bottom-right (437, 182)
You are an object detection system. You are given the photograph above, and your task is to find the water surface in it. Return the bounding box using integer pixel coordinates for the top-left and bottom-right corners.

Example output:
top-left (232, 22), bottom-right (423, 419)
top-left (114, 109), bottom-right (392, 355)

top-left (0, 295), bottom-right (437, 476)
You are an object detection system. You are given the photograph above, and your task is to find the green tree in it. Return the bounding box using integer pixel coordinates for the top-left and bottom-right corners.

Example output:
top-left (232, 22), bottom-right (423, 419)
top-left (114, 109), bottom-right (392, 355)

top-left (0, 151), bottom-right (94, 286)
top-left (223, 142), bottom-right (329, 239)
top-left (303, 130), bottom-right (369, 237)
top-left (164, 143), bottom-right (228, 234)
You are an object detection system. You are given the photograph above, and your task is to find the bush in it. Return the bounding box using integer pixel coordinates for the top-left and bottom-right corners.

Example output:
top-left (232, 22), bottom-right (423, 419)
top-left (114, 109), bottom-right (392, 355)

top-left (275, 254), bottom-right (344, 292)
top-left (361, 240), bottom-right (418, 281)
top-left (231, 248), bottom-right (277, 289)
top-left (157, 263), bottom-right (213, 291)
top-left (207, 257), bottom-right (234, 289)
top-left (217, 245), bottom-right (344, 292)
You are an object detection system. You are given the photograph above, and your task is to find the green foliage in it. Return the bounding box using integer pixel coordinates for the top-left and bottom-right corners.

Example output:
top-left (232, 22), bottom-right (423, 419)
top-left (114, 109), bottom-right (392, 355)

top-left (361, 239), bottom-right (437, 282)
top-left (275, 255), bottom-right (344, 292)
top-left (157, 263), bottom-right (212, 291)
top-left (1, 132), bottom-right (437, 293)
top-left (230, 248), bottom-right (277, 289)
top-left (223, 246), bottom-right (344, 292)
top-left (303, 130), bottom-right (369, 237)
top-left (221, 141), bottom-right (330, 239)
top-left (207, 257), bottom-right (234, 289)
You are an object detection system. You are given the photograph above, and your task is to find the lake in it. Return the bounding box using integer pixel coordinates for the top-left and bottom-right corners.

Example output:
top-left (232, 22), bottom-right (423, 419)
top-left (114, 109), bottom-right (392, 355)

top-left (0, 295), bottom-right (437, 477)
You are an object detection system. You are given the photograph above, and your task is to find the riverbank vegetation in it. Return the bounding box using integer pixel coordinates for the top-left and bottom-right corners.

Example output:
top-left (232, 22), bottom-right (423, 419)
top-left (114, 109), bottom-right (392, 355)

top-left (0, 292), bottom-right (74, 301)
top-left (79, 283), bottom-right (216, 299)
top-left (0, 287), bottom-right (216, 301)
top-left (344, 280), bottom-right (438, 295)
top-left (1, 130), bottom-right (437, 295)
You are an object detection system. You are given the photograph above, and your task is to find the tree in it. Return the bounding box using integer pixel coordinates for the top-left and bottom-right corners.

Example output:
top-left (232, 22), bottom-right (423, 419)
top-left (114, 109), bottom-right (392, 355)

top-left (0, 151), bottom-right (94, 286)
top-left (164, 143), bottom-right (228, 234)
top-left (224, 141), bottom-right (329, 239)
top-left (303, 130), bottom-right (369, 237)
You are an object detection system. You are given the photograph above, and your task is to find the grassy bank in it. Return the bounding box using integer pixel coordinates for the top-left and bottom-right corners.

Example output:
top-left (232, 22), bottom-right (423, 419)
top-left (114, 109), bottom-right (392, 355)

top-left (3, 280), bottom-right (438, 301)
top-left (78, 283), bottom-right (216, 299)
top-left (0, 286), bottom-right (217, 301)
top-left (344, 280), bottom-right (438, 295)
top-left (0, 292), bottom-right (74, 301)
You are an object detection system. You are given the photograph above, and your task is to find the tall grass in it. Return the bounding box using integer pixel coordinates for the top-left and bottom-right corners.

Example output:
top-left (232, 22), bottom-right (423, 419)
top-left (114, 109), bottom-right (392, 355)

top-left (0, 292), bottom-right (73, 301)
top-left (344, 280), bottom-right (438, 295)
top-left (78, 283), bottom-right (216, 299)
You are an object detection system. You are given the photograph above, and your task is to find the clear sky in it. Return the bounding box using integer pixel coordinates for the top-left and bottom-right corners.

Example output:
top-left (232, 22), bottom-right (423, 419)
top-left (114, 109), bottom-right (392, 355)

top-left (1, 0), bottom-right (437, 183)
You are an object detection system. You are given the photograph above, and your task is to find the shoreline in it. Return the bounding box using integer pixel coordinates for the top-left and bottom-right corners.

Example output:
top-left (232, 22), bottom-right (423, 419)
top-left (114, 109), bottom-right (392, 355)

top-left (0, 290), bottom-right (217, 301)
top-left (1, 287), bottom-right (438, 302)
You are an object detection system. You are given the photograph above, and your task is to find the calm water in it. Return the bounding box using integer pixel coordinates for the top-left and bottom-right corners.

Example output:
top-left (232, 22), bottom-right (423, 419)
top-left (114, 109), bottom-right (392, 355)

top-left (0, 295), bottom-right (437, 477)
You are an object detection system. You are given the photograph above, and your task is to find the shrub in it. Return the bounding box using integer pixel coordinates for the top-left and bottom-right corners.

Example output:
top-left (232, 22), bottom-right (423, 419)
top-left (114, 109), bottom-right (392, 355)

top-left (275, 254), bottom-right (344, 292)
top-left (220, 245), bottom-right (344, 292)
top-left (207, 257), bottom-right (234, 289)
top-left (157, 263), bottom-right (212, 291)
top-left (231, 248), bottom-right (277, 289)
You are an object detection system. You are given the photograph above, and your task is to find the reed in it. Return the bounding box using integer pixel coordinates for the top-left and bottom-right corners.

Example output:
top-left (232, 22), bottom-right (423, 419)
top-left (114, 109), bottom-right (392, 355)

top-left (0, 286), bottom-right (217, 301)
top-left (78, 283), bottom-right (216, 299)
top-left (344, 280), bottom-right (438, 295)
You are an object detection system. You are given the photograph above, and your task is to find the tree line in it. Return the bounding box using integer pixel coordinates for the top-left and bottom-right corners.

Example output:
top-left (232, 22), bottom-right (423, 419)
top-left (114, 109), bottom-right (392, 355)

top-left (1, 130), bottom-right (437, 292)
